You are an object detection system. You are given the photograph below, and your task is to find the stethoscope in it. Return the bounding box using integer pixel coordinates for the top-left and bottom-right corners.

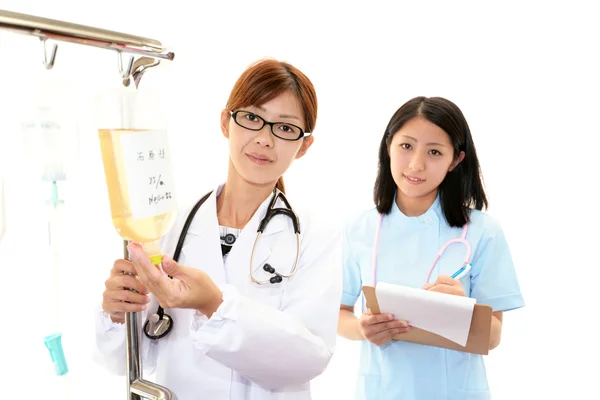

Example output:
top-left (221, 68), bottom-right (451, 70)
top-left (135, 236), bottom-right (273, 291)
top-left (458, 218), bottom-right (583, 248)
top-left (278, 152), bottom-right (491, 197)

top-left (371, 213), bottom-right (472, 287)
top-left (144, 188), bottom-right (301, 340)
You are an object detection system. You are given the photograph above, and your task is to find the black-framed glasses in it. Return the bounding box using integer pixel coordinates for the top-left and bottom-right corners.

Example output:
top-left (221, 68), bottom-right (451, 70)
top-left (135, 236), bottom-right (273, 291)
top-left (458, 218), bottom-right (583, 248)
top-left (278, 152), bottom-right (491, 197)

top-left (230, 110), bottom-right (310, 141)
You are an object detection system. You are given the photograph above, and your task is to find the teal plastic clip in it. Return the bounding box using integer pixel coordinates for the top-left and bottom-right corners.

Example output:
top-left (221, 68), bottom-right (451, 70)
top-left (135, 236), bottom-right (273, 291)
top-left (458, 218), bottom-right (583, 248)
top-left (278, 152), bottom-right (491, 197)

top-left (44, 333), bottom-right (68, 376)
top-left (46, 181), bottom-right (64, 208)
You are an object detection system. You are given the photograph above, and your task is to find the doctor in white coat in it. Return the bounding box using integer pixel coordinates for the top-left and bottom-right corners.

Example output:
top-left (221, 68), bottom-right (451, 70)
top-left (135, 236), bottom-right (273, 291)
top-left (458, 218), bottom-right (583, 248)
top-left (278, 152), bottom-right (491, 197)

top-left (95, 58), bottom-right (342, 399)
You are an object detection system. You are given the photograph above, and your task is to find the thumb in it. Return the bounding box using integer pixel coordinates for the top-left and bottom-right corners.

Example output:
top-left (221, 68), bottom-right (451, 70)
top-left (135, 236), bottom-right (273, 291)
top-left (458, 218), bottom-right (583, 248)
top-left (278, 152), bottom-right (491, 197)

top-left (161, 254), bottom-right (183, 277)
top-left (423, 283), bottom-right (434, 290)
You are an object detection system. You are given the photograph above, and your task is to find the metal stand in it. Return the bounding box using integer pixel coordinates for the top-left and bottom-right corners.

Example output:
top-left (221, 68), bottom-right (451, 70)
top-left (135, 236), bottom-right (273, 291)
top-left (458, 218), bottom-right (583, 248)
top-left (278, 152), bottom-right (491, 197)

top-left (125, 240), bottom-right (174, 400)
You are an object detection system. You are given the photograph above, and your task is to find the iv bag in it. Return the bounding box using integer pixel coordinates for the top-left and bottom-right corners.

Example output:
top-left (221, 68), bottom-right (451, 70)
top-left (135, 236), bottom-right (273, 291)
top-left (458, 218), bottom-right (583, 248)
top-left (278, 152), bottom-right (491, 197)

top-left (22, 106), bottom-right (66, 182)
top-left (95, 87), bottom-right (177, 264)
top-left (20, 81), bottom-right (79, 185)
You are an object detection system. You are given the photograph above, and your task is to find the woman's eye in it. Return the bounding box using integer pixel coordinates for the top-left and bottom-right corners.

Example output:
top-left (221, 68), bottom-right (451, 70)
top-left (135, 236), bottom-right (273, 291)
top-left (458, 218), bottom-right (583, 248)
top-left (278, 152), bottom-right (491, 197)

top-left (245, 113), bottom-right (259, 122)
top-left (400, 143), bottom-right (411, 150)
top-left (430, 149), bottom-right (442, 156)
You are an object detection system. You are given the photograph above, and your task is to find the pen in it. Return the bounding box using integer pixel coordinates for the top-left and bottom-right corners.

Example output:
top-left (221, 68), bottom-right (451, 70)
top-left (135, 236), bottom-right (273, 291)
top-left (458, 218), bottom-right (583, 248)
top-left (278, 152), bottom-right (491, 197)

top-left (450, 264), bottom-right (471, 280)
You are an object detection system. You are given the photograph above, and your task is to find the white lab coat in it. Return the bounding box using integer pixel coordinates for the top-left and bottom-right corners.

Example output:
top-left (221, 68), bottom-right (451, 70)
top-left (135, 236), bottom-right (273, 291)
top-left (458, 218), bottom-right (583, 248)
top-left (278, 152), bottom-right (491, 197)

top-left (94, 184), bottom-right (342, 399)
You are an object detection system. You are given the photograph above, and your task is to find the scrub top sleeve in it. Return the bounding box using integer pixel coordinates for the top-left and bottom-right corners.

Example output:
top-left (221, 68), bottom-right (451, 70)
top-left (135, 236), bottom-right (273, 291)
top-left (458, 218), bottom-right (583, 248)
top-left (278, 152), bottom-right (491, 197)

top-left (470, 218), bottom-right (525, 312)
top-left (341, 222), bottom-right (362, 307)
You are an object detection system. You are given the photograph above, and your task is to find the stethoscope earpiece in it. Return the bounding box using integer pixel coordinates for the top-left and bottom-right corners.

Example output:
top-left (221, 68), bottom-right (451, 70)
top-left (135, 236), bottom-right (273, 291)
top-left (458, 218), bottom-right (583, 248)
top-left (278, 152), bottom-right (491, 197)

top-left (263, 263), bottom-right (283, 284)
top-left (263, 264), bottom-right (275, 274)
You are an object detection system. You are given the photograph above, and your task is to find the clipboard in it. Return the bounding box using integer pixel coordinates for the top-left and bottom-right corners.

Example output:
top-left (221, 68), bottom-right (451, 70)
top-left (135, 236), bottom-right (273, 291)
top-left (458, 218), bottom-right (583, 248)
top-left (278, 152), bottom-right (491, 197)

top-left (362, 285), bottom-right (493, 355)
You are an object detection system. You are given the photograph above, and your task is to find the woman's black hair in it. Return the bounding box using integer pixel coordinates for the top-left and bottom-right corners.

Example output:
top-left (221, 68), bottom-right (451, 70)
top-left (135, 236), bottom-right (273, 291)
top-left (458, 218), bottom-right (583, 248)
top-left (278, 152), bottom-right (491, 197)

top-left (373, 96), bottom-right (488, 227)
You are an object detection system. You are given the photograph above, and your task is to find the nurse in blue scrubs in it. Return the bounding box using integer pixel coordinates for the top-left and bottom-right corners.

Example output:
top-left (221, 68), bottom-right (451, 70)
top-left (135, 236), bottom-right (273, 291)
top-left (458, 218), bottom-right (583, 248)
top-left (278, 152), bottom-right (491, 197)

top-left (338, 96), bottom-right (525, 400)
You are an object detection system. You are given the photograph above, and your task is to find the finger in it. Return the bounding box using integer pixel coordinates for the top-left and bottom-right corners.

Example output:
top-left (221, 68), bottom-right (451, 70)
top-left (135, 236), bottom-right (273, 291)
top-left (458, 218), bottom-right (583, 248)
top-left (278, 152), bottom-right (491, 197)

top-left (161, 255), bottom-right (196, 294)
top-left (378, 319), bottom-right (410, 330)
top-left (128, 243), bottom-right (163, 290)
top-left (147, 256), bottom-right (180, 294)
top-left (383, 327), bottom-right (411, 341)
top-left (370, 324), bottom-right (413, 345)
top-left (120, 275), bottom-right (149, 294)
top-left (433, 274), bottom-right (459, 286)
top-left (161, 255), bottom-right (182, 277)
top-left (428, 284), bottom-right (458, 295)
top-left (106, 274), bottom-right (149, 294)
top-left (364, 319), bottom-right (409, 337)
top-left (361, 313), bottom-right (394, 327)
top-left (395, 325), bottom-right (412, 334)
top-left (367, 327), bottom-right (398, 344)
top-left (111, 259), bottom-right (137, 277)
top-left (102, 296), bottom-right (147, 315)
top-left (108, 289), bottom-right (151, 305)
top-left (423, 283), bottom-right (433, 290)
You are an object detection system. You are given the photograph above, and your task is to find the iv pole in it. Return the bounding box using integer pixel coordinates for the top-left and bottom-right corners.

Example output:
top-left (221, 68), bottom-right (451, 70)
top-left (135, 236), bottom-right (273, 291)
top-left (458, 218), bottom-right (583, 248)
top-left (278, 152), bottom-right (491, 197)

top-left (0, 10), bottom-right (176, 400)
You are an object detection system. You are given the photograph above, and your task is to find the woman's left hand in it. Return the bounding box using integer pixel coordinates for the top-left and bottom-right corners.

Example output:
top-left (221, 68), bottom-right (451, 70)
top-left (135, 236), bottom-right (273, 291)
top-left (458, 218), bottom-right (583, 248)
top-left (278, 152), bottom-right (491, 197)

top-left (423, 275), bottom-right (465, 297)
top-left (128, 243), bottom-right (223, 317)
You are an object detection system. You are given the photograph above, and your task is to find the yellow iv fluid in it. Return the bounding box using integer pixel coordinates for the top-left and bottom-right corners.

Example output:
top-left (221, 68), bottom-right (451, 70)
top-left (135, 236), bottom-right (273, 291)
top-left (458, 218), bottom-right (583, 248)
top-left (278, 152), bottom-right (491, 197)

top-left (98, 128), bottom-right (177, 263)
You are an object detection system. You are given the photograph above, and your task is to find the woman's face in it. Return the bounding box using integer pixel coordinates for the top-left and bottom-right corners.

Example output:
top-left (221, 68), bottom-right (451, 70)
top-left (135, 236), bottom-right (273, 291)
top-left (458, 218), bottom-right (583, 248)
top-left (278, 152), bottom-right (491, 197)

top-left (389, 116), bottom-right (464, 201)
top-left (222, 91), bottom-right (313, 187)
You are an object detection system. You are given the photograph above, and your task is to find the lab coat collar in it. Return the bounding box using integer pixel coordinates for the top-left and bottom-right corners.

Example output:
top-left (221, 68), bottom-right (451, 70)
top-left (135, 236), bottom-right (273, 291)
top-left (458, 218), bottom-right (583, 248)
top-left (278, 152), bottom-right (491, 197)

top-left (391, 191), bottom-right (441, 226)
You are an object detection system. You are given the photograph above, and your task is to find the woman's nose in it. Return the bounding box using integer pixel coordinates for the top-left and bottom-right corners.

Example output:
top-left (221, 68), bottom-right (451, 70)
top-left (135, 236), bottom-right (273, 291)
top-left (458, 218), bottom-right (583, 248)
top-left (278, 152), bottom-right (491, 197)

top-left (254, 125), bottom-right (274, 147)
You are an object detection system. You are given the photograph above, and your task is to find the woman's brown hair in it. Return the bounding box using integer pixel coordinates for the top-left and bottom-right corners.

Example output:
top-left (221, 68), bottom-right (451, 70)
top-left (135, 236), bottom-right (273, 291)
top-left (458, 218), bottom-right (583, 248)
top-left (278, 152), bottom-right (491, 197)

top-left (226, 58), bottom-right (317, 193)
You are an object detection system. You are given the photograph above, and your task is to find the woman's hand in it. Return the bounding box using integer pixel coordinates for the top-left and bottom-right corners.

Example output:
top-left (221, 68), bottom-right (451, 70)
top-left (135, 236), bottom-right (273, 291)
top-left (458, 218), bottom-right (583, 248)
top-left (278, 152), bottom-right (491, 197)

top-left (424, 275), bottom-right (466, 297)
top-left (102, 259), bottom-right (150, 323)
top-left (358, 309), bottom-right (411, 346)
top-left (128, 243), bottom-right (223, 318)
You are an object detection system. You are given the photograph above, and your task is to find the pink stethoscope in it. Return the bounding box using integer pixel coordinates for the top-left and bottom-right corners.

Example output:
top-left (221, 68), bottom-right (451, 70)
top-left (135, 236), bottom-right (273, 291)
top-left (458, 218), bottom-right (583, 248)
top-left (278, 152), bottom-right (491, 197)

top-left (371, 213), bottom-right (472, 286)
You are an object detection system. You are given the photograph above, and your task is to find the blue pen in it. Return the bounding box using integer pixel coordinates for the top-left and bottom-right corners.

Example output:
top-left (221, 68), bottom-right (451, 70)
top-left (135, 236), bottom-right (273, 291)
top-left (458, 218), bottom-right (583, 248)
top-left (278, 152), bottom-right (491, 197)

top-left (451, 264), bottom-right (471, 280)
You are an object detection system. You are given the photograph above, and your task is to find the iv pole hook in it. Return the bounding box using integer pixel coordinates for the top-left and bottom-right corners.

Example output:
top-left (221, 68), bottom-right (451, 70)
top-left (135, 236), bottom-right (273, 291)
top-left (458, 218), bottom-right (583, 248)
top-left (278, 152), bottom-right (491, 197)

top-left (117, 51), bottom-right (135, 79)
top-left (40, 37), bottom-right (58, 70)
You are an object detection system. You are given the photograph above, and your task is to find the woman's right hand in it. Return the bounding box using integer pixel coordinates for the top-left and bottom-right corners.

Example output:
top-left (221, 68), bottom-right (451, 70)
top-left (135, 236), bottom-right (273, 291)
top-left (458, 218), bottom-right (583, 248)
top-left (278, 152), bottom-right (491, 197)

top-left (359, 309), bottom-right (411, 346)
top-left (102, 259), bottom-right (151, 323)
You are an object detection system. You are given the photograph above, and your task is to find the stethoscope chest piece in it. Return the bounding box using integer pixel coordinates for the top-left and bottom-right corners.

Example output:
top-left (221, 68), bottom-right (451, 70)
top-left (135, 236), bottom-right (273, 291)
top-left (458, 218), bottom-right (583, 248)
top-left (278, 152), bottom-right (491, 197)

top-left (144, 312), bottom-right (173, 340)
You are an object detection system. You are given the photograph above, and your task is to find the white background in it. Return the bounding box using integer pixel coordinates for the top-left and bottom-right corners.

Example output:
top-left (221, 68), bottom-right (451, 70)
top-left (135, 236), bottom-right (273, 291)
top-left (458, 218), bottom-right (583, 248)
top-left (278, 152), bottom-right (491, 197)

top-left (0, 1), bottom-right (598, 399)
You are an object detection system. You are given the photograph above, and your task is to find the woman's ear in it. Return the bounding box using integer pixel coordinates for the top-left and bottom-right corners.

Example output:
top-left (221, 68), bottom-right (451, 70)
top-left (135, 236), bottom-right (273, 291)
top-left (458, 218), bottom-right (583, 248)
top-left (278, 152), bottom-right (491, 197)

top-left (449, 151), bottom-right (466, 172)
top-left (220, 110), bottom-right (231, 139)
top-left (295, 136), bottom-right (314, 160)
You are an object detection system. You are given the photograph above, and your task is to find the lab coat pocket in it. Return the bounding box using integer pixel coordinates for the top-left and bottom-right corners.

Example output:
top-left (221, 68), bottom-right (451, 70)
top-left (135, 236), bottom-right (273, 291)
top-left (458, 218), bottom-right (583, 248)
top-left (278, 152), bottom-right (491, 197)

top-left (252, 283), bottom-right (285, 310)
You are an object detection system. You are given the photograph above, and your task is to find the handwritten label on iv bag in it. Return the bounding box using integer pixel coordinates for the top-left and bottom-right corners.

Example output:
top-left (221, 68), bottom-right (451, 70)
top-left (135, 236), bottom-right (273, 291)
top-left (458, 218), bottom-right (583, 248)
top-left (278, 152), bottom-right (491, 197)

top-left (119, 130), bottom-right (177, 220)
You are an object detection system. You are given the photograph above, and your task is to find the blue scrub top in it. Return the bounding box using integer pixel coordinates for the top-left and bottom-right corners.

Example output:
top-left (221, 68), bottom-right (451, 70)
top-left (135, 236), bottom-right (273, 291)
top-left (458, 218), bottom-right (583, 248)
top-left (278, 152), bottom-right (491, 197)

top-left (341, 195), bottom-right (525, 400)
